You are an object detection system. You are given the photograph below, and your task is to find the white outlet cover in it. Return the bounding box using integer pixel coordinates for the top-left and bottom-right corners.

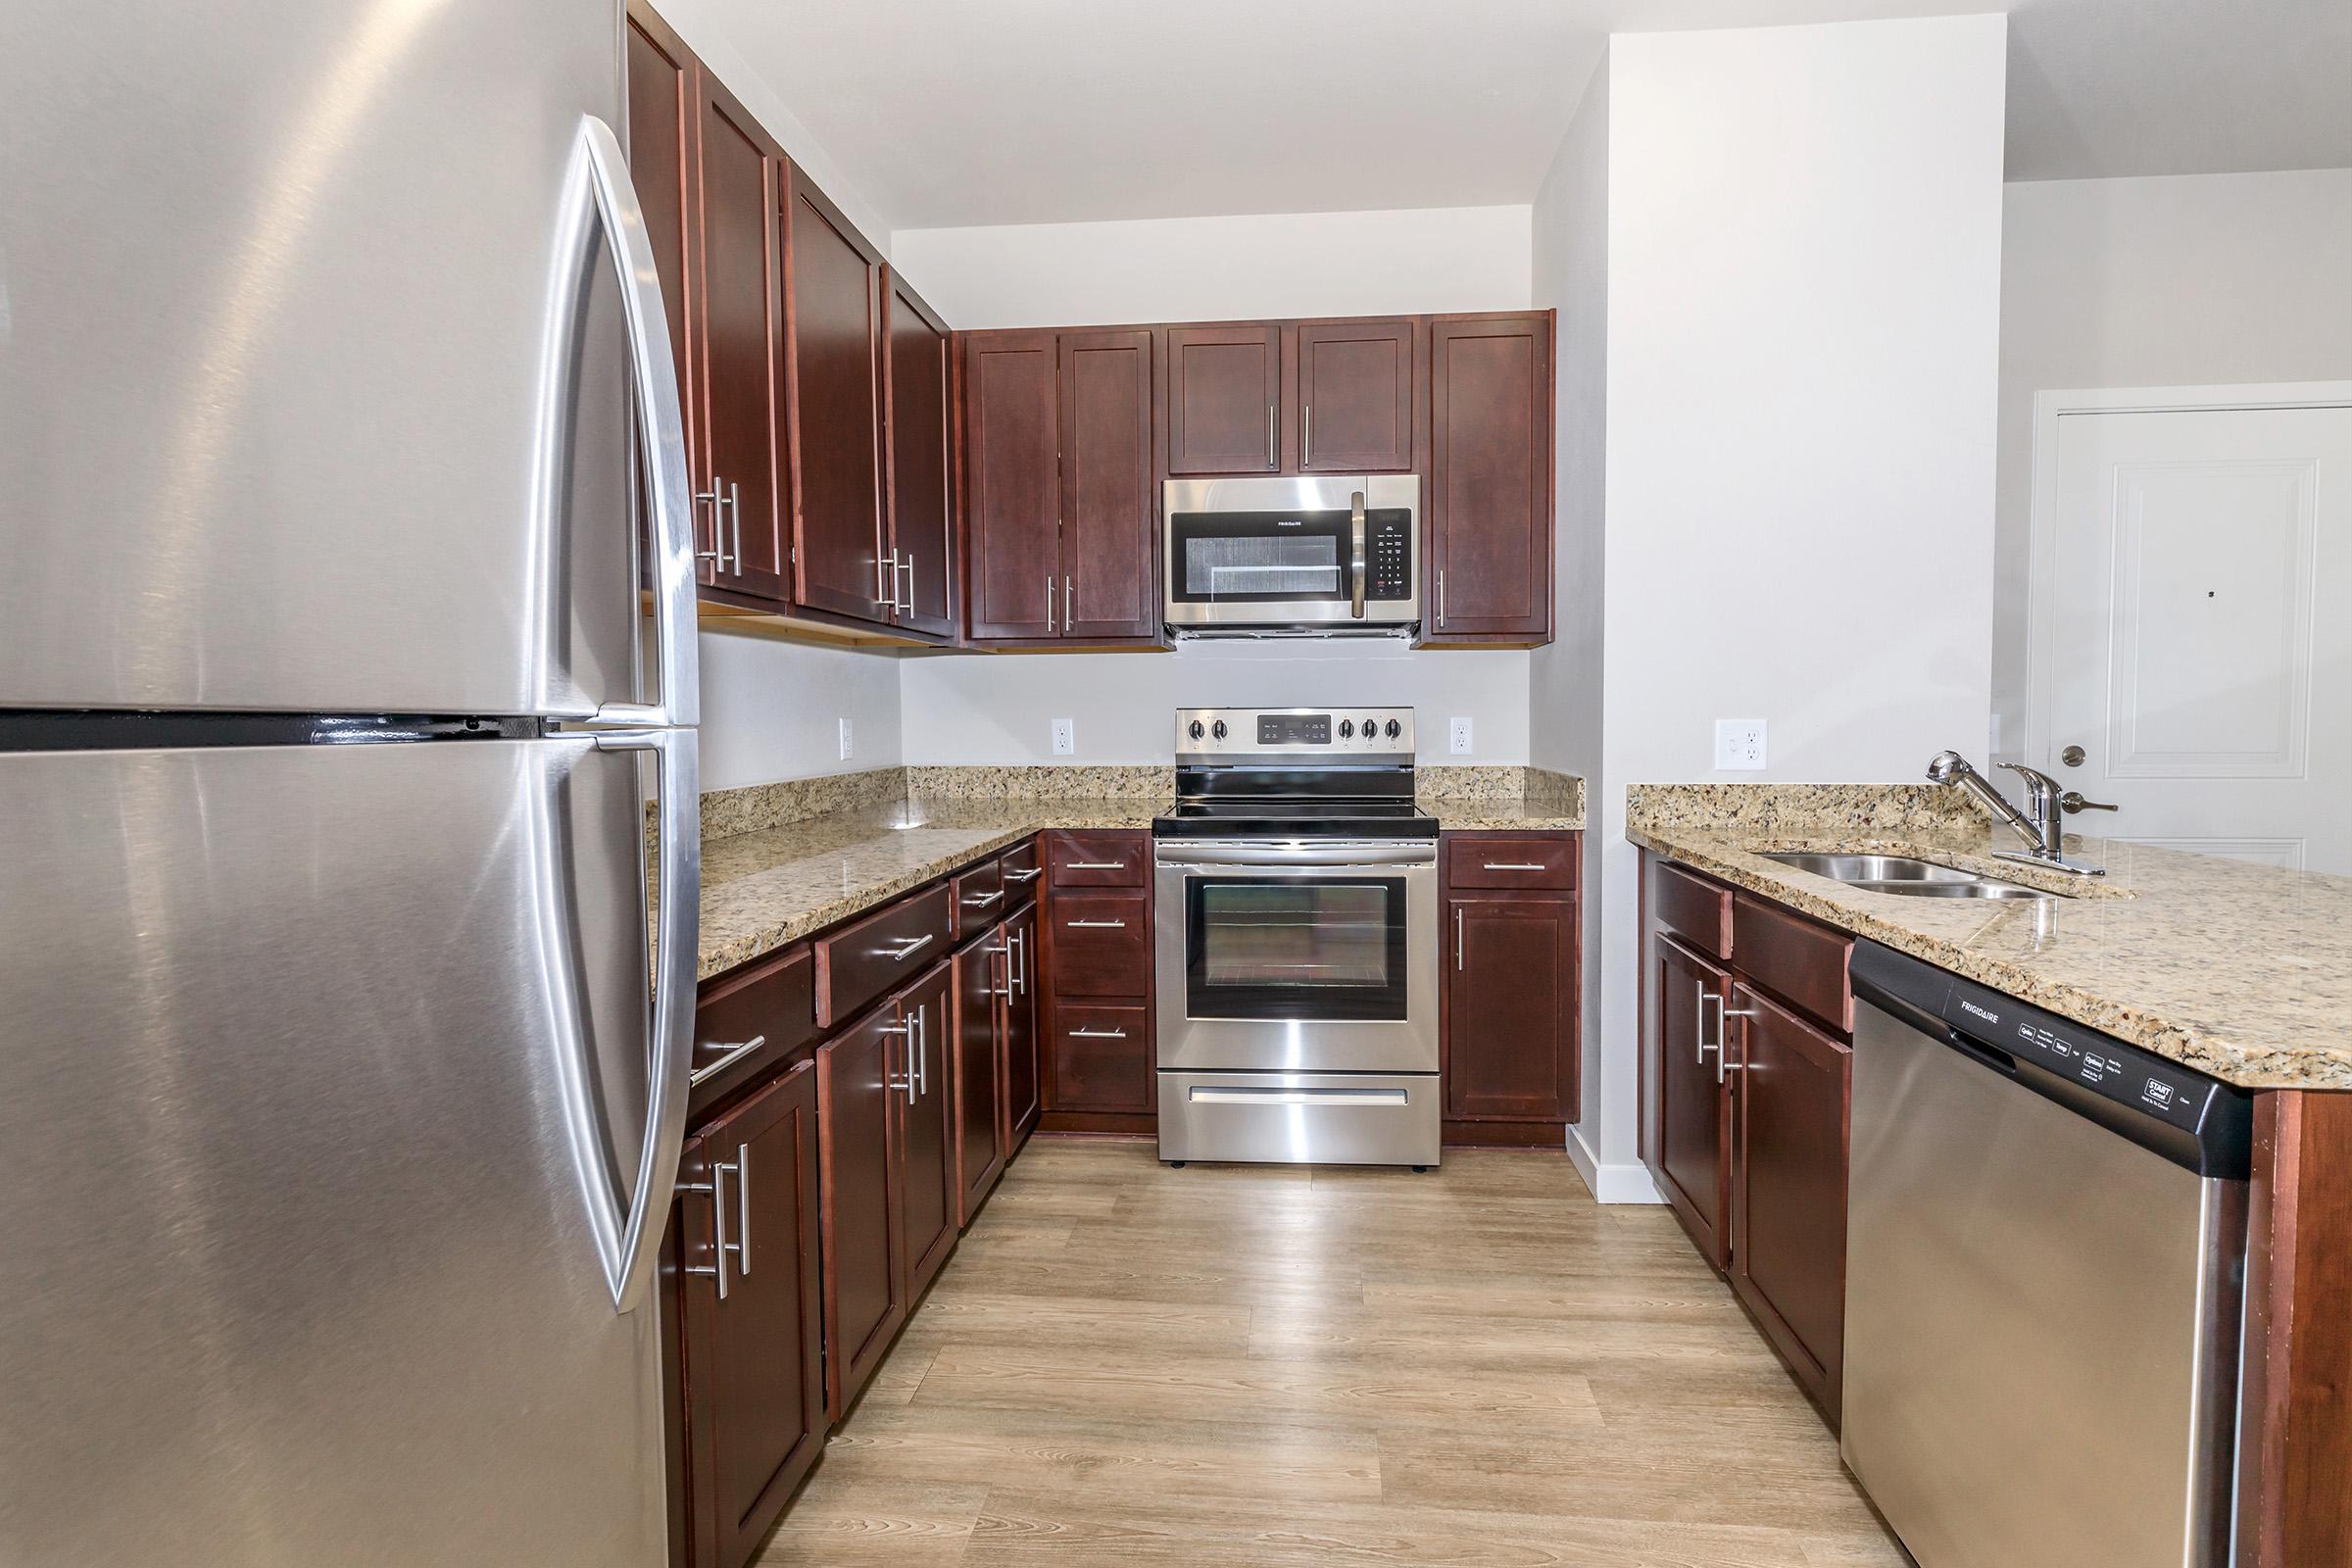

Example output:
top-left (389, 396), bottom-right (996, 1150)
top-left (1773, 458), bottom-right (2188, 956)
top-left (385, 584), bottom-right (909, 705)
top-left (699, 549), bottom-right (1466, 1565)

top-left (1051, 717), bottom-right (1076, 757)
top-left (1714, 718), bottom-right (1767, 770)
top-left (1448, 717), bottom-right (1473, 756)
top-left (837, 717), bottom-right (854, 760)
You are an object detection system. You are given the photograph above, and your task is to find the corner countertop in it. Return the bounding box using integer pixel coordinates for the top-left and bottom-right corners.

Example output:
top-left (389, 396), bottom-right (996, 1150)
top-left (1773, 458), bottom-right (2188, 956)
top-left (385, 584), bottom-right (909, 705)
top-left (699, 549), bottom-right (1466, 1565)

top-left (1628, 792), bottom-right (2352, 1092)
top-left (697, 797), bottom-right (1160, 980)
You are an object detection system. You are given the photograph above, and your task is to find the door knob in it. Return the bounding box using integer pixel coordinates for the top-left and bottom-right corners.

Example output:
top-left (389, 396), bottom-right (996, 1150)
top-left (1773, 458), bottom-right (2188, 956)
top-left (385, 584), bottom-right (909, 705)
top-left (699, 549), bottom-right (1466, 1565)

top-left (2060, 745), bottom-right (2085, 767)
top-left (2059, 791), bottom-right (2117, 814)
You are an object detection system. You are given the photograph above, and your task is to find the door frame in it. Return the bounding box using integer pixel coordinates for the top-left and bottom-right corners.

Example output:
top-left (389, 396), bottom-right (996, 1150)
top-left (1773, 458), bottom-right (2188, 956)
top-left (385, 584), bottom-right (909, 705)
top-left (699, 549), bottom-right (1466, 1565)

top-left (2023, 380), bottom-right (2352, 770)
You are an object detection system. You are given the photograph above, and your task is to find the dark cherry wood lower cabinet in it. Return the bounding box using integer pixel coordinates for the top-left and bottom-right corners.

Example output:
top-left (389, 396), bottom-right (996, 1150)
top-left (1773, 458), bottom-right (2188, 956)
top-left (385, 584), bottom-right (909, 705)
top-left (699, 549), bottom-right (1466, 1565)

top-left (1650, 931), bottom-right (1732, 1270)
top-left (677, 1059), bottom-right (824, 1568)
top-left (816, 999), bottom-right (906, 1424)
top-left (1001, 903), bottom-right (1042, 1154)
top-left (1729, 982), bottom-right (1850, 1425)
top-left (896, 963), bottom-right (959, 1302)
top-left (1438, 832), bottom-right (1581, 1146)
top-left (950, 930), bottom-right (1007, 1227)
top-left (1038, 830), bottom-right (1156, 1135)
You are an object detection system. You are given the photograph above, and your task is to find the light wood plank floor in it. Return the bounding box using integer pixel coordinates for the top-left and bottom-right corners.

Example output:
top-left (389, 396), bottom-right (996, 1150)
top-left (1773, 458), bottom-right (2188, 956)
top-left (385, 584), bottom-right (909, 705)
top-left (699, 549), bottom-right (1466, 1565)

top-left (759, 1138), bottom-right (1908, 1567)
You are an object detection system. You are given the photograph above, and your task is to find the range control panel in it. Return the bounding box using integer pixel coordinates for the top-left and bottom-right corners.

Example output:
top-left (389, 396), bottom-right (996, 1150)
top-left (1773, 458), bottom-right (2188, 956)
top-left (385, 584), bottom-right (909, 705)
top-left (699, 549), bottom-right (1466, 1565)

top-left (1938, 975), bottom-right (2243, 1143)
top-left (1175, 707), bottom-right (1415, 760)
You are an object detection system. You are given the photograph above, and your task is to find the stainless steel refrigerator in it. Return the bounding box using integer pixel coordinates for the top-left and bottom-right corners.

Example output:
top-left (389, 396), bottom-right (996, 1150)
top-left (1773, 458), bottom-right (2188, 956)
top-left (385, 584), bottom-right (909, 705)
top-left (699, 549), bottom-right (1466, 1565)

top-left (1, 3), bottom-right (701, 1562)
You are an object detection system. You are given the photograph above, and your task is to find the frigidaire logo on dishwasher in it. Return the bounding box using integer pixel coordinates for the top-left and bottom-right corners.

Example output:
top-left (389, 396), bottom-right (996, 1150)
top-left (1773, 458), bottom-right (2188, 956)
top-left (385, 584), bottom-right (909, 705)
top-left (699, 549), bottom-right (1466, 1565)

top-left (1959, 999), bottom-right (2000, 1024)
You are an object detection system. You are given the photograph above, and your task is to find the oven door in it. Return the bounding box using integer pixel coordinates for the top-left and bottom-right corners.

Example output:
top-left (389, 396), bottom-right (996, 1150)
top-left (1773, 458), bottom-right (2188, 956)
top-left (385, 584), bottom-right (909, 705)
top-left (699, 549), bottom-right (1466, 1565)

top-left (1163, 475), bottom-right (1419, 629)
top-left (1153, 839), bottom-right (1439, 1073)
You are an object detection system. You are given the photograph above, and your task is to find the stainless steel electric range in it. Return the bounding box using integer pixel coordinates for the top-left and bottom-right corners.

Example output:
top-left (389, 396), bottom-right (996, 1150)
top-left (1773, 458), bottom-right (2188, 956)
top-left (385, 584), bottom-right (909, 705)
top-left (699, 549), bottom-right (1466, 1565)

top-left (1152, 707), bottom-right (1441, 1168)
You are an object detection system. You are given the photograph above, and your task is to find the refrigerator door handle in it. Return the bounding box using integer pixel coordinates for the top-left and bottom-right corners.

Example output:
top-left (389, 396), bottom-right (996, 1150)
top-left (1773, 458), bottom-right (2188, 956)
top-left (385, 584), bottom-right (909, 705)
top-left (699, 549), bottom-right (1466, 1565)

top-left (560, 115), bottom-right (698, 732)
top-left (584, 727), bottom-right (700, 1313)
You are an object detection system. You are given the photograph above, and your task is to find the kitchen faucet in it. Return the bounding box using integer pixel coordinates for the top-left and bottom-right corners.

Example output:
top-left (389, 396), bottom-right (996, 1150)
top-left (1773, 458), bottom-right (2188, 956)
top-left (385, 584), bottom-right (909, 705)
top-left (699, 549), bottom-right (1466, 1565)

top-left (1925, 751), bottom-right (2107, 877)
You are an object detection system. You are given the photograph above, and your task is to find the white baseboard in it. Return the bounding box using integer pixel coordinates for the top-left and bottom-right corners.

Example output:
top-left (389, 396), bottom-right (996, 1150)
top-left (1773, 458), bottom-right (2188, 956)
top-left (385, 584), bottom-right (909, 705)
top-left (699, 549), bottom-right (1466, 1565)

top-left (1566, 1124), bottom-right (1666, 1205)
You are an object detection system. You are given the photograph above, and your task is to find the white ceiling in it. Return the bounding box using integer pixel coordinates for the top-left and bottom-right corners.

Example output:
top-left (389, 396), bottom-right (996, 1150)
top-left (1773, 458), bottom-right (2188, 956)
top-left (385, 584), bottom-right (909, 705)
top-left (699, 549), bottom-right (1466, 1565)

top-left (713, 0), bottom-right (2352, 232)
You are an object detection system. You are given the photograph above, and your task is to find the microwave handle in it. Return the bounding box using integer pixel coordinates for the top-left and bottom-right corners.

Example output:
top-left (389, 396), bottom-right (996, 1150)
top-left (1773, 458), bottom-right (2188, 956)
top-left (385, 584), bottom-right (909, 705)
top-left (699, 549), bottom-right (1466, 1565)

top-left (1349, 489), bottom-right (1367, 620)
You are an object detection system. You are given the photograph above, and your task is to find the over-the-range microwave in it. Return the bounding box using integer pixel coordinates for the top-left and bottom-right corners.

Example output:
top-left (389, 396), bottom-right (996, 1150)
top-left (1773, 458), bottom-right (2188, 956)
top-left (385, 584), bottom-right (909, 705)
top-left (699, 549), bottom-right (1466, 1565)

top-left (1162, 475), bottom-right (1419, 636)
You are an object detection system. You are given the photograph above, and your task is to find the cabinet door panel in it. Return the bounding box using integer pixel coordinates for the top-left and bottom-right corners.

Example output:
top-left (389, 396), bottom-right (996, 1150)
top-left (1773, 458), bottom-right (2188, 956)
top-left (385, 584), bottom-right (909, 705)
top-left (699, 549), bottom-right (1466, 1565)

top-left (783, 168), bottom-right (886, 623)
top-left (883, 271), bottom-right (955, 638)
top-left (1428, 315), bottom-right (1550, 640)
top-left (1001, 906), bottom-right (1042, 1152)
top-left (622, 5), bottom-right (703, 580)
top-left (897, 965), bottom-right (958, 1300)
top-left (1733, 982), bottom-right (1850, 1422)
top-left (1058, 329), bottom-right (1157, 640)
top-left (696, 81), bottom-right (788, 602)
top-left (817, 1003), bottom-right (906, 1422)
top-left (679, 1059), bottom-right (823, 1568)
top-left (963, 332), bottom-right (1060, 639)
top-left (1652, 933), bottom-right (1732, 1271)
top-left (1298, 319), bottom-right (1414, 473)
top-left (1166, 325), bottom-right (1278, 475)
top-left (952, 932), bottom-right (1006, 1227)
top-left (1444, 894), bottom-right (1577, 1122)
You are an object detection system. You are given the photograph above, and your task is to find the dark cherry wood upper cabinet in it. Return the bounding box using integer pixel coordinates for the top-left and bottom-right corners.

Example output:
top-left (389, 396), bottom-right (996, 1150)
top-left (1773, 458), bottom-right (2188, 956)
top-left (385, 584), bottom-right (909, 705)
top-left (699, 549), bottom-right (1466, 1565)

top-left (1001, 903), bottom-right (1042, 1153)
top-left (881, 270), bottom-right (956, 639)
top-left (1426, 313), bottom-right (1553, 643)
top-left (1731, 982), bottom-right (1852, 1424)
top-left (1057, 328), bottom-right (1157, 640)
top-left (816, 1000), bottom-right (906, 1424)
top-left (692, 75), bottom-right (789, 604)
top-left (781, 165), bottom-right (887, 625)
top-left (622, 3), bottom-right (700, 575)
top-left (896, 964), bottom-right (958, 1302)
top-left (677, 1059), bottom-right (824, 1568)
top-left (1650, 930), bottom-right (1733, 1272)
top-left (1296, 318), bottom-right (1415, 473)
top-left (1165, 324), bottom-right (1279, 474)
top-left (1444, 892), bottom-right (1579, 1123)
top-left (951, 931), bottom-right (1006, 1228)
top-left (961, 331), bottom-right (1060, 640)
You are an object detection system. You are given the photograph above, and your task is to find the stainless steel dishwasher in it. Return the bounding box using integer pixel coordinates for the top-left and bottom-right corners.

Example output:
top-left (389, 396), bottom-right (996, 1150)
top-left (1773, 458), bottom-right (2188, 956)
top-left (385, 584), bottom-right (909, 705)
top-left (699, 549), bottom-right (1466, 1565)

top-left (1843, 942), bottom-right (2253, 1568)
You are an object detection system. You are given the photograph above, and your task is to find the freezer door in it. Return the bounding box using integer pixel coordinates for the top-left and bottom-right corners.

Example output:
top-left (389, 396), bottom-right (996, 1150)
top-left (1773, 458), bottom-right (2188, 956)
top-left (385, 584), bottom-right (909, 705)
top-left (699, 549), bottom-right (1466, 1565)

top-left (0, 734), bottom-right (697, 1566)
top-left (0, 1), bottom-right (696, 724)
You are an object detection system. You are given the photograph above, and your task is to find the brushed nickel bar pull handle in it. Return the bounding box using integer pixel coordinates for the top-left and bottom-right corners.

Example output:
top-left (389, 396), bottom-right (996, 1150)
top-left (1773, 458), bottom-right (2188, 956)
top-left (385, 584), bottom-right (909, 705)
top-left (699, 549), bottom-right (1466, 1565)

top-left (916, 1004), bottom-right (929, 1099)
top-left (696, 486), bottom-right (728, 571)
top-left (1438, 567), bottom-right (1446, 627)
top-left (1066, 918), bottom-right (1127, 930)
top-left (1483, 862), bottom-right (1549, 872)
top-left (1270, 403), bottom-right (1280, 468)
top-left (688, 1034), bottom-right (767, 1088)
top-left (1719, 1003), bottom-right (1762, 1085)
top-left (882, 933), bottom-right (935, 961)
top-left (681, 1155), bottom-right (741, 1299)
top-left (1453, 906), bottom-right (1463, 970)
top-left (1010, 930), bottom-right (1026, 996)
top-left (1302, 403), bottom-right (1312, 467)
top-left (733, 1142), bottom-right (751, 1275)
top-left (1004, 867), bottom-right (1042, 884)
top-left (880, 1016), bottom-right (917, 1096)
top-left (1068, 1026), bottom-right (1128, 1040)
top-left (991, 939), bottom-right (1012, 1000)
top-left (1063, 860), bottom-right (1125, 871)
top-left (727, 480), bottom-right (742, 575)
top-left (1064, 573), bottom-right (1073, 631)
top-left (1698, 992), bottom-right (1721, 1067)
top-left (1046, 571), bottom-right (1054, 633)
top-left (962, 889), bottom-right (1005, 908)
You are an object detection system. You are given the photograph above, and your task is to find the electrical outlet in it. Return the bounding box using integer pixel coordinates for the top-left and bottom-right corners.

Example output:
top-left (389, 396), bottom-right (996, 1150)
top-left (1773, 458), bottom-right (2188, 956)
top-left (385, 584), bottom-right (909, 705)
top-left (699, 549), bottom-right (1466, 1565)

top-left (1448, 717), bottom-right (1473, 756)
top-left (1714, 718), bottom-right (1766, 770)
top-left (1051, 717), bottom-right (1076, 757)
top-left (837, 717), bottom-right (854, 761)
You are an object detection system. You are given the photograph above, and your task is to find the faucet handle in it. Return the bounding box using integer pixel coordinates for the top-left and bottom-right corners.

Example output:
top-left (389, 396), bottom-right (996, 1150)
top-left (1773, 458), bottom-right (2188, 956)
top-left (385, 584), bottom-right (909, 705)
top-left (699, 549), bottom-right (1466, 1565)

top-left (1998, 761), bottom-right (2061, 823)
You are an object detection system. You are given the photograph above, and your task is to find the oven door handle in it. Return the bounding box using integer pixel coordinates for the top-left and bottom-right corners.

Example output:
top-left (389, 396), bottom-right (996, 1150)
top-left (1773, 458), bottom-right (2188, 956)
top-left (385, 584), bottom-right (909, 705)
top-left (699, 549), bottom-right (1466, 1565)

top-left (1155, 845), bottom-right (1437, 870)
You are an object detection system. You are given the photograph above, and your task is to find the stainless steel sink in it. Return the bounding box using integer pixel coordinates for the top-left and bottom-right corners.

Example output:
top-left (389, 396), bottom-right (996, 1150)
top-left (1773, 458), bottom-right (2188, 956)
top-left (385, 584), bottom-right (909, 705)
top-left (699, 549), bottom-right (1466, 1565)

top-left (1761, 851), bottom-right (2054, 901)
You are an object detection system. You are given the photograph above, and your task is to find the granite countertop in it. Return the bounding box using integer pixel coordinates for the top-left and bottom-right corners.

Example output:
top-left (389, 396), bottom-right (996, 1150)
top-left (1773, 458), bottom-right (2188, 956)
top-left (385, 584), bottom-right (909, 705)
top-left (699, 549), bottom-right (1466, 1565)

top-left (1628, 786), bottom-right (2352, 1091)
top-left (697, 796), bottom-right (1159, 980)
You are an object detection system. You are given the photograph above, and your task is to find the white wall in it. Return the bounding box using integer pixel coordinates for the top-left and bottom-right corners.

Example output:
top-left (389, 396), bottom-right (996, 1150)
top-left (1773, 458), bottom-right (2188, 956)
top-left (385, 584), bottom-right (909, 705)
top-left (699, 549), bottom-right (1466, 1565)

top-left (1547, 15), bottom-right (2008, 1190)
top-left (1992, 170), bottom-right (2352, 760)
top-left (889, 206), bottom-right (1533, 328)
top-left (900, 642), bottom-right (1528, 765)
top-left (696, 630), bottom-right (904, 792)
top-left (1529, 58), bottom-right (1614, 1186)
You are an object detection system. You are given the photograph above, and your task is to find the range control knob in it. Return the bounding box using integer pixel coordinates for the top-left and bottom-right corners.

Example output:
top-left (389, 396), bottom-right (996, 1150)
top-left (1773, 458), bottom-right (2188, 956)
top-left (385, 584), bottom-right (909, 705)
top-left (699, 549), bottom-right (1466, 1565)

top-left (1188, 718), bottom-right (1205, 741)
top-left (1210, 719), bottom-right (1228, 740)
top-left (1361, 713), bottom-right (1378, 737)
top-left (1338, 719), bottom-right (1354, 739)
top-left (1385, 718), bottom-right (1402, 740)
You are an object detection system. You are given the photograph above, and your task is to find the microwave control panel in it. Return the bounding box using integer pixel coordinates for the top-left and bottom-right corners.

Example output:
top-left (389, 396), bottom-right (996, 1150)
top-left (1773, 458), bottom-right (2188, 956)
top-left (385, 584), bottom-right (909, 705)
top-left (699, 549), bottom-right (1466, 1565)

top-left (1366, 513), bottom-right (1412, 601)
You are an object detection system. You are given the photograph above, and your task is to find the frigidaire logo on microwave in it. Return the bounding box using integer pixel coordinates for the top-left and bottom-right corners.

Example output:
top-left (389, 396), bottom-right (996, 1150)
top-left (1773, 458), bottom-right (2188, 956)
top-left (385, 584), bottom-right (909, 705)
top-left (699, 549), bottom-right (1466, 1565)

top-left (1277, 518), bottom-right (1302, 527)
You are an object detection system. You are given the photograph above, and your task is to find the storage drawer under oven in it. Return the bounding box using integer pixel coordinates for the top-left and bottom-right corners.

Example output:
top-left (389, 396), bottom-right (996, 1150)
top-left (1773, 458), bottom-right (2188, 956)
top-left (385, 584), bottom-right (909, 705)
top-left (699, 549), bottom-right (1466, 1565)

top-left (1157, 1071), bottom-right (1440, 1167)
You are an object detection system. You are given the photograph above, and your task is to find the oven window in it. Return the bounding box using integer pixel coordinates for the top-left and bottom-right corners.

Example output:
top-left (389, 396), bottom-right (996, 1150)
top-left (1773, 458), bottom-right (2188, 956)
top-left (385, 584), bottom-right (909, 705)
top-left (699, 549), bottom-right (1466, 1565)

top-left (1186, 876), bottom-right (1407, 1021)
top-left (1182, 535), bottom-right (1341, 598)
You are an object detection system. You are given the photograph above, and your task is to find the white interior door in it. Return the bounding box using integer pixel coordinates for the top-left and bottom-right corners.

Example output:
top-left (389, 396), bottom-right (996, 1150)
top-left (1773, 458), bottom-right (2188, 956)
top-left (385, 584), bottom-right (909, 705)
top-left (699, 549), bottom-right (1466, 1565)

top-left (2046, 404), bottom-right (2352, 873)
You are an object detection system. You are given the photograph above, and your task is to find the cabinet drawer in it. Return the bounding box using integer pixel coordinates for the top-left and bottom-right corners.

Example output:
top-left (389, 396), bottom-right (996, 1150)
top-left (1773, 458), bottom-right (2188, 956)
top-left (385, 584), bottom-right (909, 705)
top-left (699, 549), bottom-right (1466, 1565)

top-left (1651, 858), bottom-right (1733, 960)
top-left (1046, 829), bottom-right (1147, 889)
top-left (693, 946), bottom-right (818, 1106)
top-left (1049, 1002), bottom-right (1152, 1111)
top-left (1050, 892), bottom-right (1151, 996)
top-left (951, 857), bottom-right (1005, 939)
top-left (998, 839), bottom-right (1042, 910)
top-left (1732, 893), bottom-right (1853, 1035)
top-left (814, 882), bottom-right (956, 1028)
top-left (1448, 834), bottom-right (1578, 891)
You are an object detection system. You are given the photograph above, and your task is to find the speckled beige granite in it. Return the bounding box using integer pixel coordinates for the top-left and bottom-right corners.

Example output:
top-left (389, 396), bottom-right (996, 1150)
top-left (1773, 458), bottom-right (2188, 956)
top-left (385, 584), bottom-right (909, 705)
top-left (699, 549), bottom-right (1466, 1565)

top-left (696, 795), bottom-right (1161, 980)
top-left (1417, 765), bottom-right (1585, 831)
top-left (904, 765), bottom-right (1175, 801)
top-left (699, 767), bottom-right (906, 842)
top-left (1627, 785), bottom-right (2352, 1091)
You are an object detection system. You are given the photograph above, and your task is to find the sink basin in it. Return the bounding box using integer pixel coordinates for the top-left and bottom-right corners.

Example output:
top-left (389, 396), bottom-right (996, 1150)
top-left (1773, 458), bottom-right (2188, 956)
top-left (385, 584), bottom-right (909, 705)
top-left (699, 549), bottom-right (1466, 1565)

top-left (1761, 851), bottom-right (2054, 901)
